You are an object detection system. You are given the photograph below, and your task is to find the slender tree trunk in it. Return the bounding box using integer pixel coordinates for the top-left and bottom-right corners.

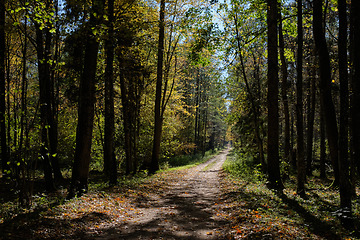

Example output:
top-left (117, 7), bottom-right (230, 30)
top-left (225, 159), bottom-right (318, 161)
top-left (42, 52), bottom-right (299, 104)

top-left (150, 0), bottom-right (165, 174)
top-left (267, 0), bottom-right (283, 190)
top-left (49, 0), bottom-right (62, 183)
top-left (68, 0), bottom-right (103, 198)
top-left (306, 63), bottom-right (316, 176)
top-left (35, 24), bottom-right (56, 192)
top-left (19, 16), bottom-right (27, 159)
top-left (194, 74), bottom-right (200, 150)
top-left (313, 0), bottom-right (339, 186)
top-left (119, 73), bottom-right (136, 175)
top-left (104, 0), bottom-right (117, 184)
top-left (18, 16), bottom-right (30, 206)
top-left (0, 0), bottom-right (8, 174)
top-left (296, 0), bottom-right (306, 197)
top-left (45, 26), bottom-right (62, 183)
top-left (338, 0), bottom-right (353, 228)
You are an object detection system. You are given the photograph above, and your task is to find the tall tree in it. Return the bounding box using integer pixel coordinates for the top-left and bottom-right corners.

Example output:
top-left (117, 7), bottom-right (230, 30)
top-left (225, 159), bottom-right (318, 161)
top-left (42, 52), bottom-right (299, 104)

top-left (338, 0), bottom-right (352, 227)
top-left (279, 7), bottom-right (290, 171)
top-left (266, 0), bottom-right (282, 190)
top-left (305, 65), bottom-right (316, 176)
top-left (104, 0), bottom-right (117, 184)
top-left (312, 0), bottom-right (339, 186)
top-left (0, 0), bottom-right (7, 174)
top-left (68, 0), bottom-right (104, 197)
top-left (150, 0), bottom-right (166, 174)
top-left (34, 0), bottom-right (63, 190)
top-left (296, 0), bottom-right (306, 197)
top-left (351, 0), bottom-right (360, 178)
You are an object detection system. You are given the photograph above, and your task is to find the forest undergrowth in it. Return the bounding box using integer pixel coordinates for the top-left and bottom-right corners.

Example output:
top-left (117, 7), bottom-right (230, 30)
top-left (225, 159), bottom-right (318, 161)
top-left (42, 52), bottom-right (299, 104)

top-left (221, 149), bottom-right (360, 239)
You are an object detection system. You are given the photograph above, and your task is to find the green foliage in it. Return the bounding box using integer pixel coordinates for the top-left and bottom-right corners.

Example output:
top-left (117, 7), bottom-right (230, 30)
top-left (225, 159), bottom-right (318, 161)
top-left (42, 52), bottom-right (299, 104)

top-left (223, 149), bottom-right (265, 182)
top-left (160, 149), bottom-right (219, 170)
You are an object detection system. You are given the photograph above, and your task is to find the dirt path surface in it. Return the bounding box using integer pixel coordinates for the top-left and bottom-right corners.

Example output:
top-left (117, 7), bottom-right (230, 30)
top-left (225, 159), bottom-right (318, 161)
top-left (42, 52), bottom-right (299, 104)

top-left (91, 149), bottom-right (230, 240)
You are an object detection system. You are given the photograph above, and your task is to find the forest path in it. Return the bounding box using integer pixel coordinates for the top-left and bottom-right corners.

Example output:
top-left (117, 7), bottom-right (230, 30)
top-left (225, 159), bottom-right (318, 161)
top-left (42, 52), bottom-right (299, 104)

top-left (92, 149), bottom-right (230, 240)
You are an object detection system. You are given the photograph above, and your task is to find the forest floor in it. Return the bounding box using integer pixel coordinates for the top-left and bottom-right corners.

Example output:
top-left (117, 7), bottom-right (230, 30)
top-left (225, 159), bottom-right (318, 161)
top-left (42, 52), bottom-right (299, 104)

top-left (1, 149), bottom-right (360, 239)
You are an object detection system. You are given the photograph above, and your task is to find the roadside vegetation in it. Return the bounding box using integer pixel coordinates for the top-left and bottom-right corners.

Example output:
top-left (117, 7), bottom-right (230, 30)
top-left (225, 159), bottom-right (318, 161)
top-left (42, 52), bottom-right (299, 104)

top-left (221, 149), bottom-right (360, 239)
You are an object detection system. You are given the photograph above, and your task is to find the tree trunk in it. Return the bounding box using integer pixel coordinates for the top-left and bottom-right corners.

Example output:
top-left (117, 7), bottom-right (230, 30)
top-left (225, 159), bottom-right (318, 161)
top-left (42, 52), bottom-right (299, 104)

top-left (150, 0), bottom-right (165, 174)
top-left (306, 64), bottom-right (316, 176)
top-left (119, 73), bottom-right (137, 175)
top-left (35, 24), bottom-right (56, 192)
top-left (266, 0), bottom-right (283, 190)
top-left (104, 0), bottom-right (117, 184)
top-left (34, 0), bottom-right (63, 187)
top-left (338, 0), bottom-right (353, 228)
top-left (279, 10), bottom-right (291, 171)
top-left (320, 104), bottom-right (326, 179)
top-left (313, 0), bottom-right (339, 186)
top-left (296, 0), bottom-right (306, 197)
top-left (194, 74), bottom-right (200, 150)
top-left (0, 0), bottom-right (8, 174)
top-left (350, 0), bottom-right (360, 180)
top-left (68, 0), bottom-right (103, 198)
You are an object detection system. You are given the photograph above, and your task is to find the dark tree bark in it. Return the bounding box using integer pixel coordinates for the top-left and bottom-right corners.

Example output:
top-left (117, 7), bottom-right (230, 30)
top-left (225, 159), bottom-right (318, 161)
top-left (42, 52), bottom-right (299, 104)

top-left (34, 0), bottom-right (63, 188)
top-left (306, 64), bottom-right (316, 176)
top-left (68, 0), bottom-right (103, 198)
top-left (18, 16), bottom-right (31, 206)
top-left (266, 0), bottom-right (283, 190)
top-left (35, 24), bottom-right (56, 191)
top-left (296, 0), bottom-right (306, 197)
top-left (313, 0), bottom-right (339, 185)
top-left (0, 0), bottom-right (8, 174)
top-left (350, 0), bottom-right (360, 179)
top-left (104, 0), bottom-right (117, 184)
top-left (338, 0), bottom-right (353, 227)
top-left (150, 0), bottom-right (165, 174)
top-left (119, 72), bottom-right (139, 175)
top-left (320, 104), bottom-right (326, 179)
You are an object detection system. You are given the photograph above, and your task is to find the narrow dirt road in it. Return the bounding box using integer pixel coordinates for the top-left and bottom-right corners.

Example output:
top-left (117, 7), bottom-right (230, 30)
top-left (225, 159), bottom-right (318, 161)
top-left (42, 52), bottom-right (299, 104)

top-left (92, 149), bottom-right (230, 240)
